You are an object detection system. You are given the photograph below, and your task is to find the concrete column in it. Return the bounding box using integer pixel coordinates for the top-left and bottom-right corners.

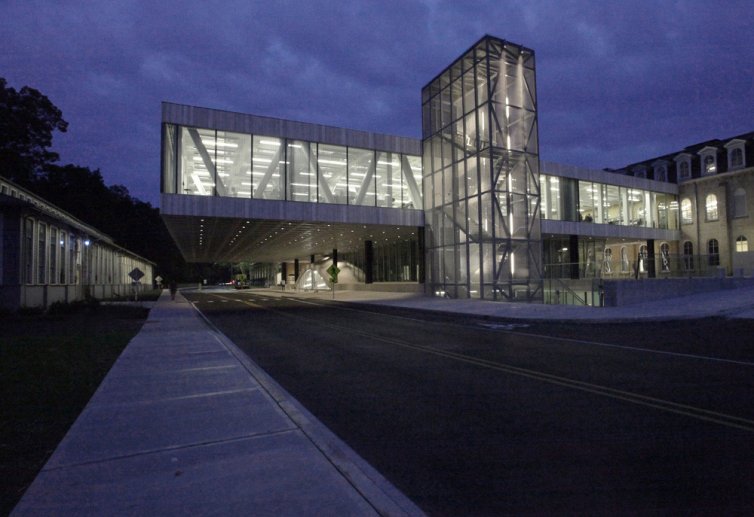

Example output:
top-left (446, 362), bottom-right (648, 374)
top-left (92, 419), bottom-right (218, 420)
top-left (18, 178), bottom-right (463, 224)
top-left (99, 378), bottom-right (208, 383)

top-left (569, 235), bottom-right (580, 279)
top-left (364, 240), bottom-right (374, 284)
top-left (281, 262), bottom-right (287, 286)
top-left (294, 259), bottom-right (300, 281)
top-left (416, 227), bottom-right (424, 283)
top-left (647, 239), bottom-right (656, 278)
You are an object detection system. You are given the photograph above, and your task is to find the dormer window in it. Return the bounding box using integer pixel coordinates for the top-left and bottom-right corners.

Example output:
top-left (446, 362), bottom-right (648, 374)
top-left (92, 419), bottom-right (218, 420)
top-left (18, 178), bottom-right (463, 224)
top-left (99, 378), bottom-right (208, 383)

top-left (731, 148), bottom-right (744, 168)
top-left (632, 166), bottom-right (647, 179)
top-left (674, 153), bottom-right (692, 181)
top-left (724, 139), bottom-right (746, 171)
top-left (698, 146), bottom-right (718, 175)
top-left (652, 161), bottom-right (668, 182)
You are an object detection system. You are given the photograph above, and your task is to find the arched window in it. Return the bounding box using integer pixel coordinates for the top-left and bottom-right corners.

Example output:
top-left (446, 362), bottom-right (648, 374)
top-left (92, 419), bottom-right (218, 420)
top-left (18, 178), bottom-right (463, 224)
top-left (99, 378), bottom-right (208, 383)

top-left (704, 155), bottom-right (716, 175)
top-left (679, 161), bottom-right (690, 179)
top-left (734, 187), bottom-right (747, 218)
top-left (736, 235), bottom-right (748, 252)
top-left (620, 246), bottom-right (629, 272)
top-left (705, 193), bottom-right (718, 221)
top-left (683, 241), bottom-right (694, 270)
top-left (660, 242), bottom-right (670, 272)
top-left (654, 165), bottom-right (667, 182)
top-left (681, 198), bottom-right (693, 224)
top-left (603, 248), bottom-right (613, 274)
top-left (730, 148), bottom-right (744, 169)
top-left (708, 239), bottom-right (720, 266)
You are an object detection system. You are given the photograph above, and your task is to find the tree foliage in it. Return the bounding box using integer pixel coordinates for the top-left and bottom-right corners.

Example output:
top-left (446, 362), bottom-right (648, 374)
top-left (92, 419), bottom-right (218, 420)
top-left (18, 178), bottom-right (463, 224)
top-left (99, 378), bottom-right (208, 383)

top-left (0, 78), bottom-right (68, 185)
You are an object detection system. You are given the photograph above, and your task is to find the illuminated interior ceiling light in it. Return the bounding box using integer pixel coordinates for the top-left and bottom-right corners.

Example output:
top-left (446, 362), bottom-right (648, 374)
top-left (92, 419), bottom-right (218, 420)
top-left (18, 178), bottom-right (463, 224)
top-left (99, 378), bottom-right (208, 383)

top-left (259, 140), bottom-right (280, 146)
top-left (318, 158), bottom-right (346, 166)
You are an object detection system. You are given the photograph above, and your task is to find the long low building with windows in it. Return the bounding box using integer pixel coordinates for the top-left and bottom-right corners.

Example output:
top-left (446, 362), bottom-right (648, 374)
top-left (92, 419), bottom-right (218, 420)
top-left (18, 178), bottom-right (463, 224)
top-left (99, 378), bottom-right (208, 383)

top-left (1, 177), bottom-right (154, 311)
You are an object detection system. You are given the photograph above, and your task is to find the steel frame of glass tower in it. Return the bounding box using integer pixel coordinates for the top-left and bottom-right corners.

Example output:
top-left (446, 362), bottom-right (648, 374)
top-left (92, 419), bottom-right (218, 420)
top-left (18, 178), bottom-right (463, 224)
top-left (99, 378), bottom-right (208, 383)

top-left (421, 35), bottom-right (543, 301)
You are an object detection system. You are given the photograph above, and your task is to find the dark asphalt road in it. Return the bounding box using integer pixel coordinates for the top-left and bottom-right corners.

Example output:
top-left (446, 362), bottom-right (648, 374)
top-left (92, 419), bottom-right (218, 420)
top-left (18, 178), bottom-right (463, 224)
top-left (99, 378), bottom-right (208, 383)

top-left (185, 290), bottom-right (754, 515)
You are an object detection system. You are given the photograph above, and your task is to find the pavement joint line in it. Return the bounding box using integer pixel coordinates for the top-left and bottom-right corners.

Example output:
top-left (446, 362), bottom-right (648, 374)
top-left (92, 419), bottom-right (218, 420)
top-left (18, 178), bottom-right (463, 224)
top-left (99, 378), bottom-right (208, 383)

top-left (194, 294), bottom-right (425, 516)
top-left (92, 387), bottom-right (262, 409)
top-left (262, 297), bottom-right (754, 434)
top-left (173, 364), bottom-right (240, 373)
top-left (40, 429), bottom-right (300, 473)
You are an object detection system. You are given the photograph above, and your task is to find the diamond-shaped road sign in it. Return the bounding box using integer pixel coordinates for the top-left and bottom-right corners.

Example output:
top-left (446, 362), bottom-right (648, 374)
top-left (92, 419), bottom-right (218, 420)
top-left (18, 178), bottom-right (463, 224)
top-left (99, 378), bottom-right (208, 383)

top-left (326, 264), bottom-right (340, 283)
top-left (129, 267), bottom-right (145, 282)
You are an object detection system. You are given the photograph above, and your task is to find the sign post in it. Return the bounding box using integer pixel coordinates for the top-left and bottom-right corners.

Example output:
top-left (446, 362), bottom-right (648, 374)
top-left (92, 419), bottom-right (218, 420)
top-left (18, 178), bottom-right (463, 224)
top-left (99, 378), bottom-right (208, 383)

top-left (129, 268), bottom-right (145, 301)
top-left (326, 264), bottom-right (340, 299)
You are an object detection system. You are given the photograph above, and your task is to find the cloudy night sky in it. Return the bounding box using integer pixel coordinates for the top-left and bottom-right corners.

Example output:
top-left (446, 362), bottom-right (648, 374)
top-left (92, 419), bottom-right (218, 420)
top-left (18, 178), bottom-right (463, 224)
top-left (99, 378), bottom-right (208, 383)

top-left (2, 0), bottom-right (753, 205)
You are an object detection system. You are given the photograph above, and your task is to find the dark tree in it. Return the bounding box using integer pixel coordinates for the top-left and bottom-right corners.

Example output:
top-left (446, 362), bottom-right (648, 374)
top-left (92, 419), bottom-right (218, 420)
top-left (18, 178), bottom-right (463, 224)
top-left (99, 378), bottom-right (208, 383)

top-left (0, 77), bottom-right (68, 185)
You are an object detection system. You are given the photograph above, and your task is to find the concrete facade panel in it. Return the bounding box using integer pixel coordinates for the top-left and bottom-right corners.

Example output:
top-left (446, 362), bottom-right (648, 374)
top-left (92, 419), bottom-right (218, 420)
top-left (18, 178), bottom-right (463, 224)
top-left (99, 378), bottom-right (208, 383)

top-left (162, 102), bottom-right (421, 155)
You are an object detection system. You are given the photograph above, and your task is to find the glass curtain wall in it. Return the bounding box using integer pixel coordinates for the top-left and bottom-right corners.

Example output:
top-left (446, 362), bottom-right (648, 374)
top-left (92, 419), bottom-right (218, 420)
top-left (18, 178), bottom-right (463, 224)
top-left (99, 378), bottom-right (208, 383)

top-left (163, 124), bottom-right (422, 209)
top-left (422, 36), bottom-right (542, 301)
top-left (541, 175), bottom-right (679, 230)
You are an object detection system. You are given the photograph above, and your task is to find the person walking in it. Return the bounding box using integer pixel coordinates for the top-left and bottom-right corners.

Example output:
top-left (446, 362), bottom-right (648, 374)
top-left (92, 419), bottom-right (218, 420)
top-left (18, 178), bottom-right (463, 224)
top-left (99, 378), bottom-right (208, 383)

top-left (169, 280), bottom-right (177, 301)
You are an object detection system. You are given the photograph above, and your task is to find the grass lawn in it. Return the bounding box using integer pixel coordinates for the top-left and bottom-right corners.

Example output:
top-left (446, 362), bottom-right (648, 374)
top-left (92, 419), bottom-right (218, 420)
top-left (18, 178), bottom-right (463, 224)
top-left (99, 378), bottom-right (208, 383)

top-left (0, 304), bottom-right (149, 515)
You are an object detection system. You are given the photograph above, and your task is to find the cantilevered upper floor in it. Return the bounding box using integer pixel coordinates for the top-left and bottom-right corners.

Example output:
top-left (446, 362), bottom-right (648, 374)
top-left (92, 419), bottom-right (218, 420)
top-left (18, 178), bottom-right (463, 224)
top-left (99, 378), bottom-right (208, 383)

top-left (160, 103), bottom-right (424, 263)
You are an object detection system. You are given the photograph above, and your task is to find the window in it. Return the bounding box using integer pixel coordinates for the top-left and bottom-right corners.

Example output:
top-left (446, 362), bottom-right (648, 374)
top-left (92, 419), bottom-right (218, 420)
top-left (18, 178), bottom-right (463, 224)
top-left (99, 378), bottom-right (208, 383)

top-left (705, 193), bottom-right (718, 221)
top-left (59, 231), bottom-right (67, 284)
top-left (703, 154), bottom-right (716, 175)
top-left (725, 139), bottom-right (746, 171)
top-left (683, 241), bottom-right (694, 270)
top-left (730, 148), bottom-right (744, 169)
top-left (653, 164), bottom-right (667, 182)
top-left (733, 187), bottom-right (747, 218)
top-left (736, 235), bottom-right (748, 252)
top-left (708, 239), bottom-right (720, 266)
top-left (675, 153), bottom-right (692, 180)
top-left (252, 135), bottom-right (284, 200)
top-left (23, 219), bottom-right (34, 283)
top-left (69, 235), bottom-right (77, 284)
top-left (38, 223), bottom-right (47, 284)
top-left (50, 227), bottom-right (57, 284)
top-left (679, 161), bottom-right (690, 179)
top-left (681, 198), bottom-right (693, 224)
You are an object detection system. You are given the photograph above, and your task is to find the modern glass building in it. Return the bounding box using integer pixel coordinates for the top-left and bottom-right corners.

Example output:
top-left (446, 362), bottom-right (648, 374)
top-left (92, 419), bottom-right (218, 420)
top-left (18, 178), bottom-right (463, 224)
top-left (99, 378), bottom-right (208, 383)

top-left (421, 36), bottom-right (542, 301)
top-left (159, 34), bottom-right (693, 304)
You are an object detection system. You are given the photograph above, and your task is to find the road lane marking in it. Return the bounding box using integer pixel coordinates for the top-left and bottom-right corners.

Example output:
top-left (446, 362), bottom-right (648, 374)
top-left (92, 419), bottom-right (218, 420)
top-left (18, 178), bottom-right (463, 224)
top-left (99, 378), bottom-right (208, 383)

top-left (278, 297), bottom-right (754, 368)
top-left (245, 301), bottom-right (754, 433)
top-left (337, 322), bottom-right (754, 433)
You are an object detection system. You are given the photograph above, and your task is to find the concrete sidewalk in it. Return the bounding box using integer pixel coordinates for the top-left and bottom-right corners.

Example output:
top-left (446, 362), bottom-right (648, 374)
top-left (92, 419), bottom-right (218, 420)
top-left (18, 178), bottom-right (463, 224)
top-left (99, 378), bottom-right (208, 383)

top-left (13, 291), bottom-right (424, 516)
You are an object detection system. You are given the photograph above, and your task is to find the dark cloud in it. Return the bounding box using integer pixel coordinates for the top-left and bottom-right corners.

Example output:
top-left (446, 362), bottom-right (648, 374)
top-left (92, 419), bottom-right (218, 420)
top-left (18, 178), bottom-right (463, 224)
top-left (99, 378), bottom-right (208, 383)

top-left (2, 0), bottom-right (753, 204)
